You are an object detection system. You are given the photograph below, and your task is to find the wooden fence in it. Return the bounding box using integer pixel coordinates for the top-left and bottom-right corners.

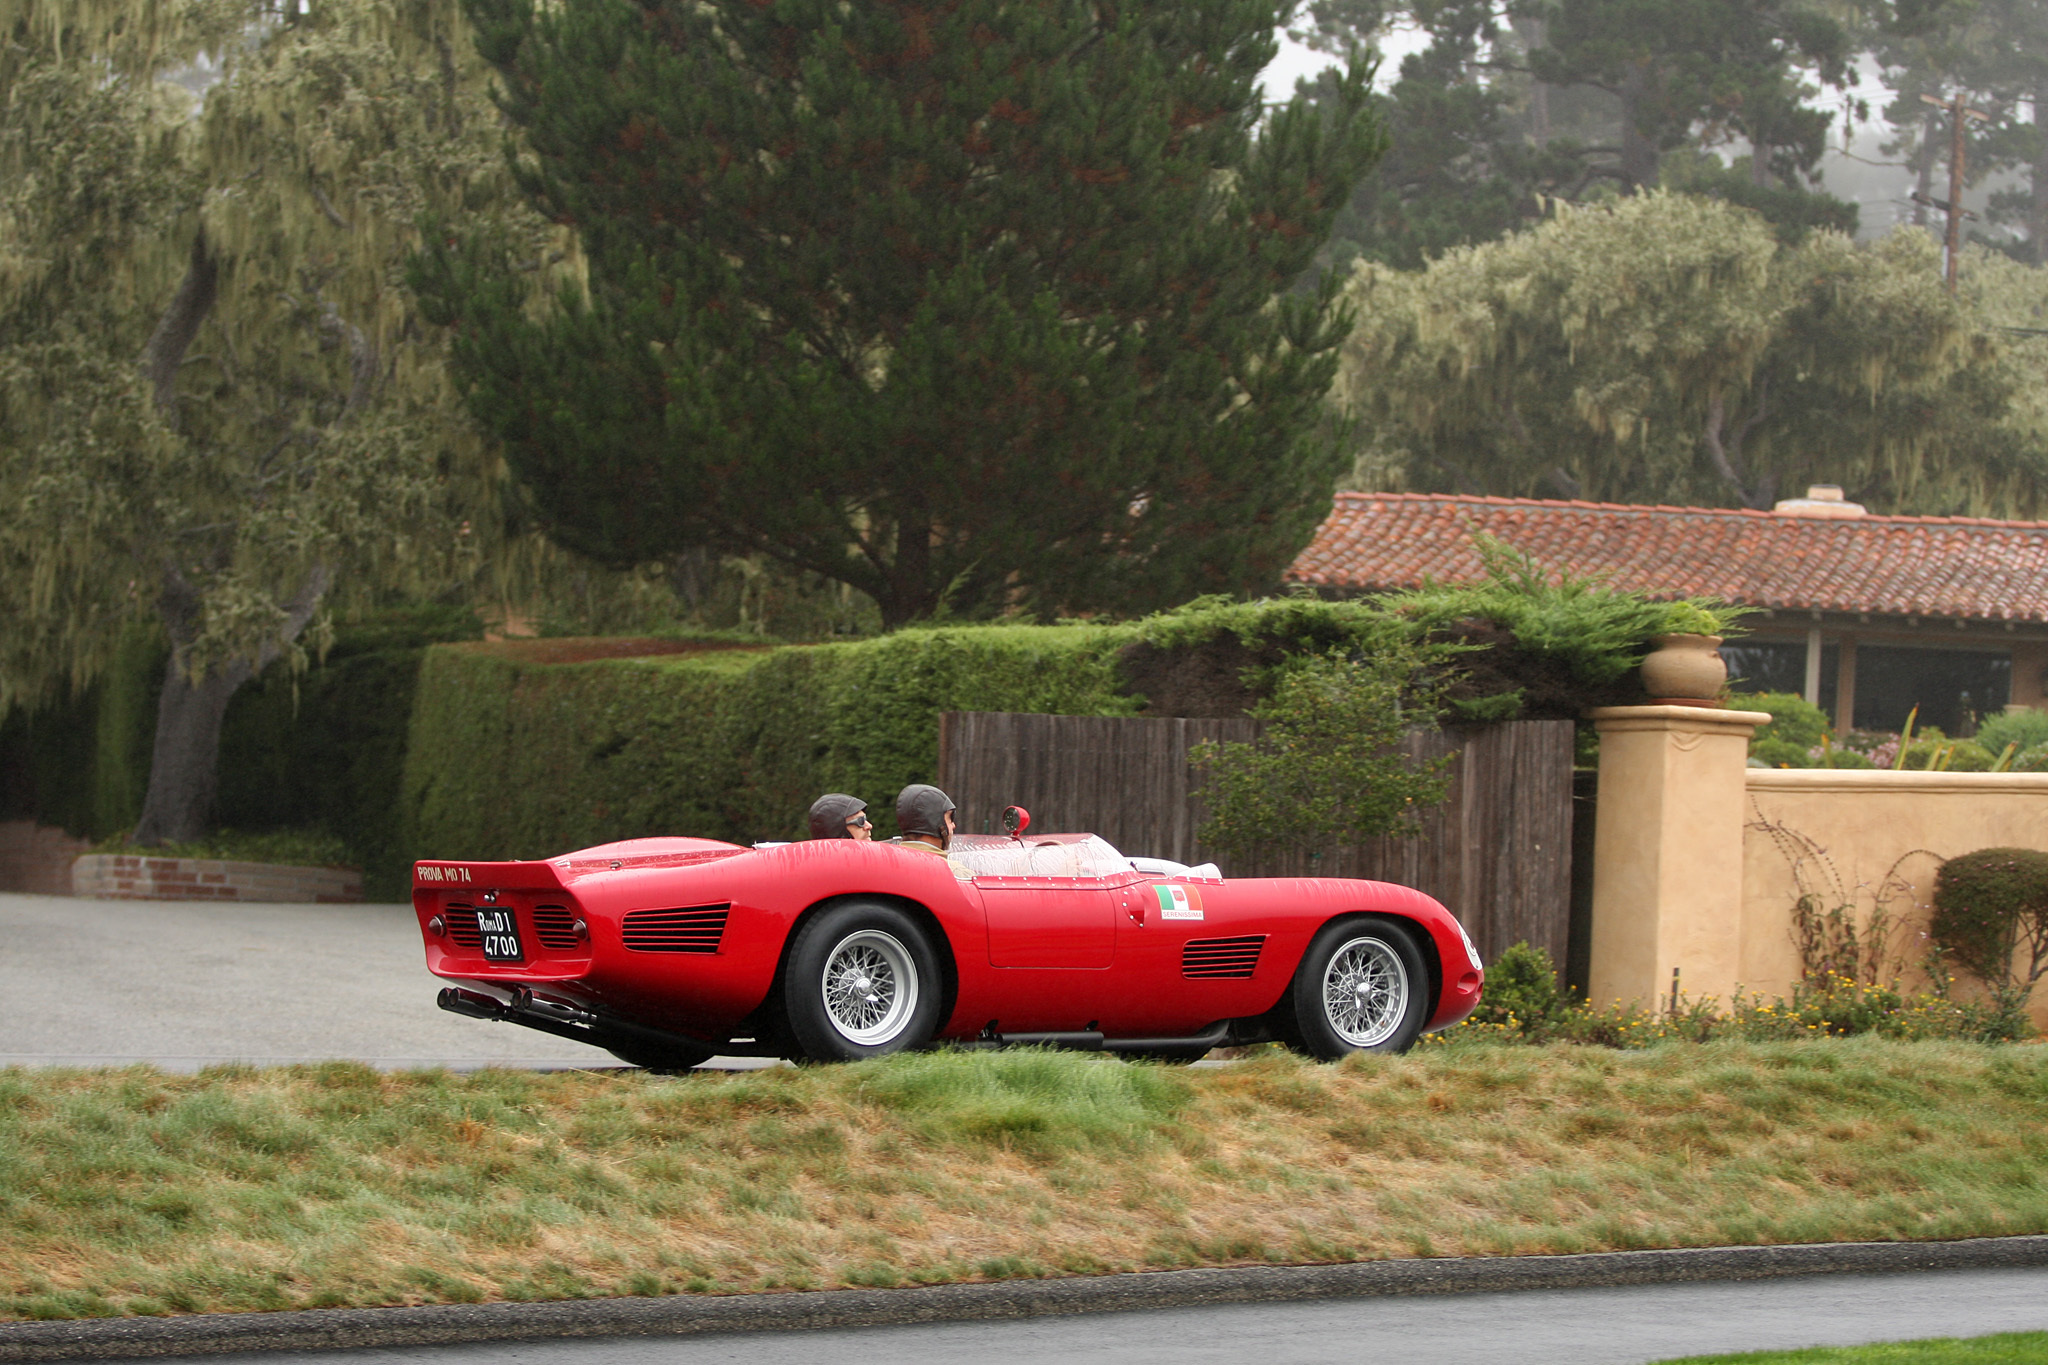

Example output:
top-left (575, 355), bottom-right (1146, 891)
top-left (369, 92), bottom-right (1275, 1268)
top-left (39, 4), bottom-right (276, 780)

top-left (937, 711), bottom-right (1576, 969)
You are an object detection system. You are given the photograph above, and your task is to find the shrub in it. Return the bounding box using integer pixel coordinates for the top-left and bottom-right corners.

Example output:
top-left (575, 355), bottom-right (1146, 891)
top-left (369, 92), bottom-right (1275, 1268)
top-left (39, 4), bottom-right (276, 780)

top-left (1749, 736), bottom-right (1815, 768)
top-left (2014, 742), bottom-right (2048, 773)
top-left (1740, 691), bottom-right (1828, 755)
top-left (1464, 941), bottom-right (1564, 1031)
top-left (1973, 707), bottom-right (2048, 759)
top-left (1381, 536), bottom-right (1741, 690)
top-left (1190, 648), bottom-right (1454, 858)
top-left (1932, 847), bottom-right (2048, 1005)
top-left (1899, 737), bottom-right (1995, 771)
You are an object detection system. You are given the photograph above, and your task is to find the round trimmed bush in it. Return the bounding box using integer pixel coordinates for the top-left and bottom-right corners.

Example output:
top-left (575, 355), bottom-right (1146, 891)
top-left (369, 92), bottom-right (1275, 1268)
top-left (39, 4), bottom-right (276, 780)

top-left (1931, 847), bottom-right (2048, 991)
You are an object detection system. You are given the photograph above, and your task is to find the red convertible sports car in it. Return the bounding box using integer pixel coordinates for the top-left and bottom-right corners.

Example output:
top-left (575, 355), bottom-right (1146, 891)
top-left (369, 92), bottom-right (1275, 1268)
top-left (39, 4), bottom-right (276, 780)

top-left (416, 812), bottom-right (1485, 1067)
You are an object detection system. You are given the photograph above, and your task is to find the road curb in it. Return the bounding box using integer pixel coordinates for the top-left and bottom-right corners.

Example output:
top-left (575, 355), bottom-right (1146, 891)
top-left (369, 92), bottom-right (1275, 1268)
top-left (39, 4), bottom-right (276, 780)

top-left (5, 1235), bottom-right (2047, 1360)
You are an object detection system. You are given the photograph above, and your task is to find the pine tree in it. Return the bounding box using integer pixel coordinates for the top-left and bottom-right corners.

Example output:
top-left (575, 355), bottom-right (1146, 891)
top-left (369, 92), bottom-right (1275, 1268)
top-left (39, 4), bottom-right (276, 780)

top-left (0, 0), bottom-right (545, 841)
top-left (1290, 0), bottom-right (1861, 270)
top-left (413, 0), bottom-right (1386, 627)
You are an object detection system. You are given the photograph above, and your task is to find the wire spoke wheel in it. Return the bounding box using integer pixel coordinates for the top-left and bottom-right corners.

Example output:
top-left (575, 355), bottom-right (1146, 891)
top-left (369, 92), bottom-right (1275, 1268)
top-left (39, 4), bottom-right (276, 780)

top-left (820, 929), bottom-right (919, 1047)
top-left (1320, 935), bottom-right (1410, 1048)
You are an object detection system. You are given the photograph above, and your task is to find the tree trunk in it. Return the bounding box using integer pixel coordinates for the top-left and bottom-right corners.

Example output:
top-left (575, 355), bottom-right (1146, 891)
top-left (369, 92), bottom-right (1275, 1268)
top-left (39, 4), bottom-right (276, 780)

top-left (129, 655), bottom-right (256, 846)
top-left (129, 564), bottom-right (330, 846)
top-left (139, 228), bottom-right (218, 424)
top-left (1618, 62), bottom-right (1659, 190)
top-left (878, 508), bottom-right (934, 629)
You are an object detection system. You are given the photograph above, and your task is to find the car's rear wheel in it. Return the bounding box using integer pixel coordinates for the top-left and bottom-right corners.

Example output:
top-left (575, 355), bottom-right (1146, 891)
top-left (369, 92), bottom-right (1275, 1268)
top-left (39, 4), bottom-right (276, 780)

top-left (1285, 918), bottom-right (1430, 1059)
top-left (784, 901), bottom-right (942, 1062)
top-left (605, 1043), bottom-right (715, 1073)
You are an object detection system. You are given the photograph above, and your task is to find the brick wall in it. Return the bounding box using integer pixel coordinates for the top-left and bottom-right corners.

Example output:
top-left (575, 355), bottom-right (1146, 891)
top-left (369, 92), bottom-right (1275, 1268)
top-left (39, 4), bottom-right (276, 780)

top-left (0, 821), bottom-right (92, 895)
top-left (71, 855), bottom-right (363, 903)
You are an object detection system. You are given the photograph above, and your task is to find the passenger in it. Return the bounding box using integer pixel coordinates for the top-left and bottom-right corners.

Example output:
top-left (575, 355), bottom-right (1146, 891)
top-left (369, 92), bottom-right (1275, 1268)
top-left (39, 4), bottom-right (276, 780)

top-left (806, 793), bottom-right (872, 841)
top-left (892, 784), bottom-right (955, 854)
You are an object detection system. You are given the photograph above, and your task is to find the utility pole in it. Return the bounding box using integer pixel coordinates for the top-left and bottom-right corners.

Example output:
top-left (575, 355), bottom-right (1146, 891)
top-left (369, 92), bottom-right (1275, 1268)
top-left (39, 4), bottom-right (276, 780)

top-left (1917, 91), bottom-right (1990, 292)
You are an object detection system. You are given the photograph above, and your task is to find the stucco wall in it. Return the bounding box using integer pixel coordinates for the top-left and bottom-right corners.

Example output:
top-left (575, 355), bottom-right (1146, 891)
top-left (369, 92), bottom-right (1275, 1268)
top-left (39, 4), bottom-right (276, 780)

top-left (1740, 769), bottom-right (2048, 1032)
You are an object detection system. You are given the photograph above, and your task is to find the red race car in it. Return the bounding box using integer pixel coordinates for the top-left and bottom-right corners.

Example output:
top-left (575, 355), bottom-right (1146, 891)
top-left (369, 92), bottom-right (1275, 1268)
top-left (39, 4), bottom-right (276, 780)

top-left (415, 811), bottom-right (1485, 1067)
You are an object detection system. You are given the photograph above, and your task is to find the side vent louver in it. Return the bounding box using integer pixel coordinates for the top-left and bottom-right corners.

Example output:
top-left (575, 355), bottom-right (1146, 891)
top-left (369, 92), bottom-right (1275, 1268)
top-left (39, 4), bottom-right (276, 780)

top-left (441, 904), bottom-right (484, 948)
top-left (1182, 934), bottom-right (1266, 979)
top-left (532, 904), bottom-right (582, 950)
top-left (622, 904), bottom-right (731, 954)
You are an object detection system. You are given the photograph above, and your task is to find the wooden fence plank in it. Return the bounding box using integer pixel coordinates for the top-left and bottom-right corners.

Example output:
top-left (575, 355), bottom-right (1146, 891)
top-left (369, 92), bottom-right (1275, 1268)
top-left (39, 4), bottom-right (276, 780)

top-left (939, 711), bottom-right (1574, 967)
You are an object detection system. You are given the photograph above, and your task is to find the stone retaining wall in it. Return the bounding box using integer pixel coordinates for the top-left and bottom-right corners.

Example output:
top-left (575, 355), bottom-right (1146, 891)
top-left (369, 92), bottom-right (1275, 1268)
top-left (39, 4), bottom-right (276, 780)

top-left (0, 821), bottom-right (92, 895)
top-left (72, 854), bottom-right (363, 903)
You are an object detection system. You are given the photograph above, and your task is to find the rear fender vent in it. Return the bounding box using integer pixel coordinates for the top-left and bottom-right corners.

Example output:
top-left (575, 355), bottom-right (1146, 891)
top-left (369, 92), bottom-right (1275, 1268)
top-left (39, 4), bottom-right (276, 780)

top-left (622, 903), bottom-right (731, 954)
top-left (1182, 934), bottom-right (1266, 979)
top-left (441, 904), bottom-right (483, 948)
top-left (532, 904), bottom-right (583, 951)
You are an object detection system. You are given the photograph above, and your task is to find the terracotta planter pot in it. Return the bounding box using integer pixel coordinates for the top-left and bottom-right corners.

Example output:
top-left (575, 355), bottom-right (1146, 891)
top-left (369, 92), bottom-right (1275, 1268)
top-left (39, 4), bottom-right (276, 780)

top-left (1641, 633), bottom-right (1727, 701)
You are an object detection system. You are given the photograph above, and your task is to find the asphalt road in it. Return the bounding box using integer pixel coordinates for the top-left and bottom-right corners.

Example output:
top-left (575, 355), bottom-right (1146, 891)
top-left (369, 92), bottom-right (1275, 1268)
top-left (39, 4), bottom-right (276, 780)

top-left (0, 891), bottom-right (772, 1071)
top-left (71, 1268), bottom-right (2048, 1365)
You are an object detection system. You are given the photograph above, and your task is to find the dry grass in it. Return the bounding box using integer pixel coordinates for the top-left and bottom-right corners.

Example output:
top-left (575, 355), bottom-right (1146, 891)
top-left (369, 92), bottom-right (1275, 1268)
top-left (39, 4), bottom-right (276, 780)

top-left (3, 1038), bottom-right (2046, 1322)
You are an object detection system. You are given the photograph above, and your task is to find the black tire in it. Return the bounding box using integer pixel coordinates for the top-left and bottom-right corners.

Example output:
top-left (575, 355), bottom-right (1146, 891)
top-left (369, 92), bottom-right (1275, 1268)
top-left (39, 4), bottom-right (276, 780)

top-left (605, 1043), bottom-right (715, 1073)
top-left (1284, 918), bottom-right (1431, 1059)
top-left (783, 901), bottom-right (943, 1063)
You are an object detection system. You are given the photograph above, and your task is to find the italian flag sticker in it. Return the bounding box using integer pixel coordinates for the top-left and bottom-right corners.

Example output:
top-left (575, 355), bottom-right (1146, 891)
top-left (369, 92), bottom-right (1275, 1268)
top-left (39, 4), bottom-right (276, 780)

top-left (1155, 884), bottom-right (1204, 920)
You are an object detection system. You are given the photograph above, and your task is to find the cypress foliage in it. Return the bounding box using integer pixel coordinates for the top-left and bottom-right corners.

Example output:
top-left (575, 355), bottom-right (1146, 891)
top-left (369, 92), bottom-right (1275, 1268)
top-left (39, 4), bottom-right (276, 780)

top-left (416, 0), bottom-right (1386, 626)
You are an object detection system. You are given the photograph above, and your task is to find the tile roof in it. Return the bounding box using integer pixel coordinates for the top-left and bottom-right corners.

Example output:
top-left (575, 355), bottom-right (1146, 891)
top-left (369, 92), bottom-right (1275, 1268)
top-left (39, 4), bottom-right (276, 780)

top-left (1287, 493), bottom-right (2048, 624)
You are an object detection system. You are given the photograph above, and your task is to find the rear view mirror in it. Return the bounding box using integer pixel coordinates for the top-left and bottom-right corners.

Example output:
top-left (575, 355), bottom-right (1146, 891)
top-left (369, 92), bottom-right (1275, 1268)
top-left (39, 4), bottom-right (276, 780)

top-left (1000, 805), bottom-right (1031, 838)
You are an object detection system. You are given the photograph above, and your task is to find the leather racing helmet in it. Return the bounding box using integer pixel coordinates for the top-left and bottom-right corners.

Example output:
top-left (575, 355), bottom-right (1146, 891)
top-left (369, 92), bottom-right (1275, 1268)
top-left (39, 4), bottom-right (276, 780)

top-left (807, 793), bottom-right (868, 840)
top-left (895, 784), bottom-right (956, 848)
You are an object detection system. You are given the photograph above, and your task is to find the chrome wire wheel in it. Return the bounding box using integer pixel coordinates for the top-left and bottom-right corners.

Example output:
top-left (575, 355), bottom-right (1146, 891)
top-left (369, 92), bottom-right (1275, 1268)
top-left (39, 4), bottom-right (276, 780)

top-left (1321, 935), bottom-right (1410, 1048)
top-left (820, 929), bottom-right (919, 1046)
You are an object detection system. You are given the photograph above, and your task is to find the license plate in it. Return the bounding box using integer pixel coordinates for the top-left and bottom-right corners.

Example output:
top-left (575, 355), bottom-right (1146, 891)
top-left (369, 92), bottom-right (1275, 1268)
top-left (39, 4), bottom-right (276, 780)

top-left (474, 906), bottom-right (524, 962)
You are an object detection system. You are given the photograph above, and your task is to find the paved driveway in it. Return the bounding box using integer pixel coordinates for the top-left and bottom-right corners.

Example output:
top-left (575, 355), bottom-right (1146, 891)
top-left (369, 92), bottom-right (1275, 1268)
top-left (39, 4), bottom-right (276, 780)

top-left (0, 892), bottom-right (769, 1071)
top-left (64, 1269), bottom-right (2048, 1365)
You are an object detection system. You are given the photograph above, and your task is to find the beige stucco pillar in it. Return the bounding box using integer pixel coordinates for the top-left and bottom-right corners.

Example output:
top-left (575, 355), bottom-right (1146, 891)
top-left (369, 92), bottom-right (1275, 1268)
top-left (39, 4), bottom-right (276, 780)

top-left (1586, 705), bottom-right (1773, 1011)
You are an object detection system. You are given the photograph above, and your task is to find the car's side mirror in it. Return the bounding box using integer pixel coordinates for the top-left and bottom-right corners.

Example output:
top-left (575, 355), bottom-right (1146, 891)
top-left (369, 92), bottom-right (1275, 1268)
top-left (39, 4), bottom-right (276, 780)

top-left (1000, 805), bottom-right (1031, 838)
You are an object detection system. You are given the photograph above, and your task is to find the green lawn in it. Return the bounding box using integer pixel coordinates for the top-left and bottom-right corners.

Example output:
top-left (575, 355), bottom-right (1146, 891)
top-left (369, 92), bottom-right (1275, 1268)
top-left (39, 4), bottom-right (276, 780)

top-left (2, 1038), bottom-right (2045, 1321)
top-left (1656, 1333), bottom-right (2048, 1363)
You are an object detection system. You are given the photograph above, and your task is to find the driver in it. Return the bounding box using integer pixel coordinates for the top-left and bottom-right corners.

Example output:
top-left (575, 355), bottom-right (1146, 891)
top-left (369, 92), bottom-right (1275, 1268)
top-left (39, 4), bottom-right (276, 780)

top-left (806, 793), bottom-right (872, 841)
top-left (892, 784), bottom-right (955, 854)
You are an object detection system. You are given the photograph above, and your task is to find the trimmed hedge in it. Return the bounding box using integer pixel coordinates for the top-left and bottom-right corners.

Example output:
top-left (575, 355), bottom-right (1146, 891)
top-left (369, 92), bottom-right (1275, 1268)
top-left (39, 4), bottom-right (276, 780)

top-left (0, 624), bottom-right (163, 841)
top-left (400, 625), bottom-right (1141, 864)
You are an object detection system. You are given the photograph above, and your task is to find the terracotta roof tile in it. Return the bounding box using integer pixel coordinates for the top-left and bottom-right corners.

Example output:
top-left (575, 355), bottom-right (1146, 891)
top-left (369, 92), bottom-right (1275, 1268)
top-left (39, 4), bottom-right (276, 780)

top-left (1286, 493), bottom-right (2048, 623)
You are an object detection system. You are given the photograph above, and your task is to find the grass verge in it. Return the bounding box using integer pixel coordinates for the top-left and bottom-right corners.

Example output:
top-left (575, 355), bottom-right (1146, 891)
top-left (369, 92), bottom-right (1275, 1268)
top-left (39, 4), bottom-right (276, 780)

top-left (3, 1038), bottom-right (2045, 1322)
top-left (1655, 1333), bottom-right (2048, 1363)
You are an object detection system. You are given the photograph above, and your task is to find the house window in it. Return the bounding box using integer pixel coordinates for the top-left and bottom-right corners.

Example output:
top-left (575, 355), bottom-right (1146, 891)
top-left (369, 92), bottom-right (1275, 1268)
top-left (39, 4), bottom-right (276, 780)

top-left (1848, 647), bottom-right (2009, 736)
top-left (1723, 642), bottom-right (1807, 695)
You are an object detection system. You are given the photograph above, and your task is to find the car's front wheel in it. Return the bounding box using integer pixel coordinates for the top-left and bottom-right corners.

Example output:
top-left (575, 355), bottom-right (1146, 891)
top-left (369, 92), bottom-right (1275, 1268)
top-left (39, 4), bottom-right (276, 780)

top-left (1285, 918), bottom-right (1431, 1059)
top-left (783, 901), bottom-right (943, 1062)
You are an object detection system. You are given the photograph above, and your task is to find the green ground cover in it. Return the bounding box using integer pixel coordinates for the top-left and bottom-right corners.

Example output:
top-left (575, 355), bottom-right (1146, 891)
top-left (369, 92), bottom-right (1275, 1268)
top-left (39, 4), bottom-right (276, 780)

top-left (3, 1039), bottom-right (2044, 1322)
top-left (1656, 1333), bottom-right (2048, 1363)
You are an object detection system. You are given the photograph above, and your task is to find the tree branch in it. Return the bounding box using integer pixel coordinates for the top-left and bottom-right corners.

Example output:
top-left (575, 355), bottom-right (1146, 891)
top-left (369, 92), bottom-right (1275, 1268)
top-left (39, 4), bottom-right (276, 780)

top-left (139, 228), bottom-right (219, 423)
top-left (310, 183), bottom-right (353, 231)
top-left (1701, 379), bottom-right (1774, 509)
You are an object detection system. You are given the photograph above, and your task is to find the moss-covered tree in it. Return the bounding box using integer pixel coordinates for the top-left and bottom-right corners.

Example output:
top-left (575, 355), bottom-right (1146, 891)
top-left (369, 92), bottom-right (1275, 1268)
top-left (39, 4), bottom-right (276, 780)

top-left (1336, 194), bottom-right (2048, 514)
top-left (413, 0), bottom-right (1387, 628)
top-left (0, 0), bottom-right (552, 841)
